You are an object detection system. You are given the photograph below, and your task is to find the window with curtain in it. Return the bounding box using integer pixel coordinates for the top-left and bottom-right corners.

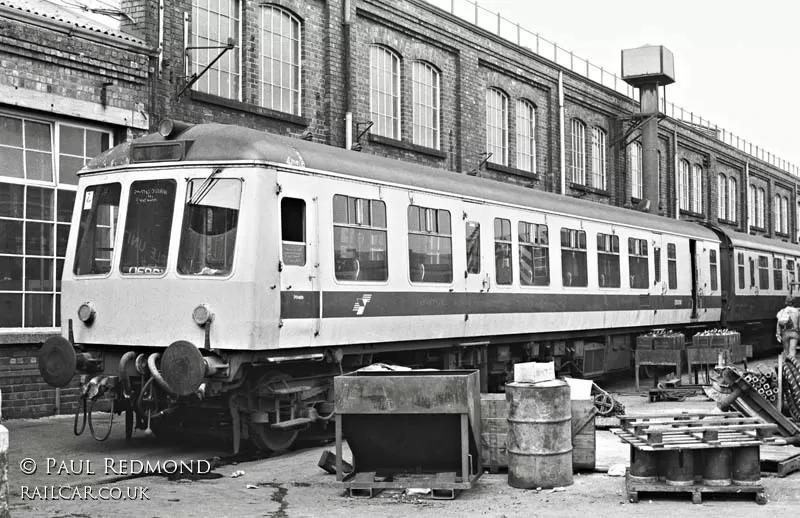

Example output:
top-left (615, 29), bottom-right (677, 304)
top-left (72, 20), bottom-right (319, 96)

top-left (411, 61), bottom-right (440, 149)
top-left (191, 0), bottom-right (241, 100)
top-left (369, 45), bottom-right (400, 139)
top-left (486, 88), bottom-right (508, 166)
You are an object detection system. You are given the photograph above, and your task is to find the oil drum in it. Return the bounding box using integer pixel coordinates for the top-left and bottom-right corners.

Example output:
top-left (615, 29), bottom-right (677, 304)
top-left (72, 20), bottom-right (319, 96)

top-left (628, 447), bottom-right (659, 483)
top-left (664, 450), bottom-right (695, 486)
top-left (702, 448), bottom-right (732, 486)
top-left (731, 446), bottom-right (761, 486)
top-left (506, 380), bottom-right (573, 489)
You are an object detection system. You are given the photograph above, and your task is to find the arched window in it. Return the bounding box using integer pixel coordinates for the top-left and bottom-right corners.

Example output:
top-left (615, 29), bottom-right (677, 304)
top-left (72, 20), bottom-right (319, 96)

top-left (774, 194), bottom-right (781, 233)
top-left (485, 88), bottom-right (508, 166)
top-left (191, 0), bottom-right (241, 99)
top-left (570, 119), bottom-right (586, 185)
top-left (678, 160), bottom-right (690, 211)
top-left (259, 5), bottom-right (301, 115)
top-left (691, 164), bottom-right (703, 213)
top-left (757, 187), bottom-right (766, 228)
top-left (630, 142), bottom-right (642, 199)
top-left (717, 173), bottom-right (727, 219)
top-left (782, 196), bottom-right (789, 233)
top-left (370, 45), bottom-right (400, 139)
top-left (411, 61), bottom-right (440, 149)
top-left (727, 177), bottom-right (737, 222)
top-left (590, 127), bottom-right (607, 190)
top-left (515, 100), bottom-right (536, 173)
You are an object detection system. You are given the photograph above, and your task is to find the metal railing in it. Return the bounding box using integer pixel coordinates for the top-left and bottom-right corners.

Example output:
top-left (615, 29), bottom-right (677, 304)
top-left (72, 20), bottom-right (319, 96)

top-left (423, 0), bottom-right (799, 177)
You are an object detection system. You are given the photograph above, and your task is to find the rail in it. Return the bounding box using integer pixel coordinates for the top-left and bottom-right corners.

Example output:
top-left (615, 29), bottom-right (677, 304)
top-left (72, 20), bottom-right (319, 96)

top-left (423, 0), bottom-right (799, 177)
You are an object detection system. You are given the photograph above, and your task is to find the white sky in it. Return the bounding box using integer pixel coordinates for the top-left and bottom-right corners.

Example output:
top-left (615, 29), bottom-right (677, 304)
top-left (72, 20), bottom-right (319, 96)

top-left (473, 0), bottom-right (800, 167)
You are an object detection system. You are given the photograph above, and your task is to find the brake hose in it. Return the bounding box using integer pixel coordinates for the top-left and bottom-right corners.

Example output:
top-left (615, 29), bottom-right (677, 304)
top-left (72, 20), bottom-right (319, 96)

top-left (118, 351), bottom-right (136, 398)
top-left (147, 352), bottom-right (177, 395)
top-left (73, 396), bottom-right (87, 436)
top-left (88, 397), bottom-right (115, 442)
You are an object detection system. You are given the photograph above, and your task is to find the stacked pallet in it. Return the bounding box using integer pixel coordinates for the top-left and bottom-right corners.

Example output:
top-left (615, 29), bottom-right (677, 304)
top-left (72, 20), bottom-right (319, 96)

top-left (637, 329), bottom-right (685, 350)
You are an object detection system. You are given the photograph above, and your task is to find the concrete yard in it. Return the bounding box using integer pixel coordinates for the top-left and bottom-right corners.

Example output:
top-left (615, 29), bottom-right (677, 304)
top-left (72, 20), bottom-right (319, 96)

top-left (4, 359), bottom-right (800, 518)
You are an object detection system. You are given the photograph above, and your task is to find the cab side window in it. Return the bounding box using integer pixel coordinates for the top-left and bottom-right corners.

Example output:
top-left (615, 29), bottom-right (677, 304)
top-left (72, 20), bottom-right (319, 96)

top-left (281, 197), bottom-right (306, 266)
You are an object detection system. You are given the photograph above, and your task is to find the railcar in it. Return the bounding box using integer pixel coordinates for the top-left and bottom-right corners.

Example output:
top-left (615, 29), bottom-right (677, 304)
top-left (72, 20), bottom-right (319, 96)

top-left (35, 121), bottom-right (787, 452)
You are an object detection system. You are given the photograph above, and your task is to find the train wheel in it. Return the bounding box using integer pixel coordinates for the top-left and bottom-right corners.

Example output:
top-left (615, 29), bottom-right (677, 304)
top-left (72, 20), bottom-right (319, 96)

top-left (249, 371), bottom-right (300, 453)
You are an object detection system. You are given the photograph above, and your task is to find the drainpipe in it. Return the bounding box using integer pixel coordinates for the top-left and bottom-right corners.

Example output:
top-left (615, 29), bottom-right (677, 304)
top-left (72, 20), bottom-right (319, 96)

top-left (558, 71), bottom-right (566, 194)
top-left (745, 160), bottom-right (750, 232)
top-left (673, 128), bottom-right (679, 220)
top-left (344, 0), bottom-right (353, 150)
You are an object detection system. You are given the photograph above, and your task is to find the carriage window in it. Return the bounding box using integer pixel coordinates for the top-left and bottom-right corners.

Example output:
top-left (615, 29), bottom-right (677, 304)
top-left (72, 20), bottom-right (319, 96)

top-left (333, 195), bottom-right (387, 281)
top-left (667, 243), bottom-right (677, 289)
top-left (710, 249), bottom-right (719, 291)
top-left (788, 260), bottom-right (796, 292)
top-left (120, 179), bottom-right (176, 275)
top-left (774, 258), bottom-right (783, 291)
top-left (73, 183), bottom-right (121, 275)
top-left (494, 218), bottom-right (512, 285)
top-left (596, 233), bottom-right (619, 288)
top-left (519, 221), bottom-right (549, 286)
top-left (653, 246), bottom-right (661, 284)
top-left (408, 205), bottom-right (452, 283)
top-left (749, 257), bottom-right (755, 288)
top-left (178, 178), bottom-right (242, 276)
top-left (279, 197), bottom-right (306, 266)
top-left (466, 221), bottom-right (481, 274)
top-left (560, 228), bottom-right (587, 287)
top-left (628, 238), bottom-right (649, 289)
top-left (758, 255), bottom-right (769, 290)
top-left (737, 252), bottom-right (745, 290)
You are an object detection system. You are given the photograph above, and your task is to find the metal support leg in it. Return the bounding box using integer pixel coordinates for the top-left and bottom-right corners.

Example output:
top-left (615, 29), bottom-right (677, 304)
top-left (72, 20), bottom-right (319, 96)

top-left (461, 413), bottom-right (469, 482)
top-left (335, 414), bottom-right (343, 482)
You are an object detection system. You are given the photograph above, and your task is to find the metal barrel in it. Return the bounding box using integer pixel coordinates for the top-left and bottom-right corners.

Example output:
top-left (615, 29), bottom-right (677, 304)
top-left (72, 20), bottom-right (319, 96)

top-left (506, 380), bottom-right (573, 489)
top-left (702, 448), bottom-right (732, 486)
top-left (664, 450), bottom-right (695, 486)
top-left (731, 446), bottom-right (761, 486)
top-left (628, 446), bottom-right (659, 482)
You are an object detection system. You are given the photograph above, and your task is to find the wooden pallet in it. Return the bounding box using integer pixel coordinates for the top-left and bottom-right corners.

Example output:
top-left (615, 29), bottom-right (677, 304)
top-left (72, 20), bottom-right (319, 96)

top-left (626, 472), bottom-right (766, 505)
top-left (343, 471), bottom-right (469, 500)
top-left (761, 451), bottom-right (800, 477)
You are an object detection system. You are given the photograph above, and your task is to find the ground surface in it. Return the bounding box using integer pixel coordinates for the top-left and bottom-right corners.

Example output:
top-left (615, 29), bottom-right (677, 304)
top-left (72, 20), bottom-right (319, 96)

top-left (4, 356), bottom-right (800, 518)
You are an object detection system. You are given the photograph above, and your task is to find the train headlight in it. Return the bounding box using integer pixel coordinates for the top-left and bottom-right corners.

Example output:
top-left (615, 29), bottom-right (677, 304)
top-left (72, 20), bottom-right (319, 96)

top-left (77, 302), bottom-right (96, 324)
top-left (192, 304), bottom-right (214, 326)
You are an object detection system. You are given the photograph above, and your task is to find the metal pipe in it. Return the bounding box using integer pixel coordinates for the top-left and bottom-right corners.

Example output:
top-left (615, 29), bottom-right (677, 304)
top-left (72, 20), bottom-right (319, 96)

top-left (558, 71), bottom-right (566, 194)
top-left (745, 160), bottom-right (750, 232)
top-left (674, 128), bottom-right (680, 219)
top-left (343, 0), bottom-right (353, 149)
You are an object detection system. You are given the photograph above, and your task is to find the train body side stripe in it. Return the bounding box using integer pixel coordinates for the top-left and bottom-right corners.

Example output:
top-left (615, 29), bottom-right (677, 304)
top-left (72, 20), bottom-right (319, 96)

top-left (280, 291), bottom-right (720, 319)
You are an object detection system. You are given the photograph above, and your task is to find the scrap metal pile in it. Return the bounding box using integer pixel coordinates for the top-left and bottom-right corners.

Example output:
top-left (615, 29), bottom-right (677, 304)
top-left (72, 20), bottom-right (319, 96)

top-left (781, 357), bottom-right (800, 422)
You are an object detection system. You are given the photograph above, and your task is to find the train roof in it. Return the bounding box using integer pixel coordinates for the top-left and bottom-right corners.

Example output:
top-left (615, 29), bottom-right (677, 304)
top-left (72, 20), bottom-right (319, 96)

top-left (90, 123), bottom-right (719, 241)
top-left (723, 228), bottom-right (800, 256)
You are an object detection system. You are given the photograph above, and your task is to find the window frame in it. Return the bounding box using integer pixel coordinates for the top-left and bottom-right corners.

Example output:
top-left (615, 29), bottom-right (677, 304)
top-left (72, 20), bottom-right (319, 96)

top-left (369, 45), bottom-right (401, 140)
top-left (628, 237), bottom-right (649, 289)
top-left (332, 194), bottom-right (388, 282)
top-left (486, 88), bottom-right (509, 166)
top-left (667, 243), bottom-right (677, 290)
top-left (727, 177), bottom-right (737, 222)
top-left (190, 0), bottom-right (242, 101)
top-left (691, 163), bottom-right (703, 214)
top-left (678, 159), bottom-right (690, 211)
top-left (590, 127), bottom-right (607, 190)
top-left (596, 232), bottom-right (620, 288)
top-left (570, 119), bottom-right (586, 185)
top-left (407, 205), bottom-right (453, 284)
top-left (494, 217), bottom-right (513, 285)
top-left (411, 61), bottom-right (440, 150)
top-left (258, 5), bottom-right (302, 115)
top-left (515, 99), bottom-right (536, 173)
top-left (630, 141), bottom-right (643, 199)
top-left (518, 220), bottom-right (549, 286)
top-left (560, 227), bottom-right (587, 287)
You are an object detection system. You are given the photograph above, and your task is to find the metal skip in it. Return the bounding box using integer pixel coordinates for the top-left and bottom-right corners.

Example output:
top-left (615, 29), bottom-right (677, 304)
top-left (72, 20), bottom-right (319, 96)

top-left (506, 380), bottom-right (573, 489)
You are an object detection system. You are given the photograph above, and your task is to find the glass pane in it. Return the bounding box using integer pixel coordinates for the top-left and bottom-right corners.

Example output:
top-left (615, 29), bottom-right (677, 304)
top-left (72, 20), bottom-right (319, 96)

top-left (121, 180), bottom-right (177, 274)
top-left (73, 183), bottom-right (121, 275)
top-left (56, 258), bottom-right (64, 291)
top-left (0, 256), bottom-right (22, 290)
top-left (85, 130), bottom-right (109, 158)
top-left (0, 183), bottom-right (24, 217)
top-left (56, 223), bottom-right (69, 257)
top-left (25, 121), bottom-right (52, 151)
top-left (0, 146), bottom-right (24, 178)
top-left (25, 186), bottom-right (54, 221)
top-left (55, 293), bottom-right (61, 327)
top-left (0, 116), bottom-right (22, 147)
top-left (0, 219), bottom-right (23, 254)
top-left (332, 195), bottom-right (347, 224)
top-left (25, 257), bottom-right (53, 291)
top-left (59, 156), bottom-right (84, 185)
top-left (0, 293), bottom-right (22, 327)
top-left (25, 150), bottom-right (53, 181)
top-left (59, 125), bottom-right (84, 156)
top-left (24, 293), bottom-right (53, 327)
top-left (372, 201), bottom-right (386, 229)
top-left (57, 190), bottom-right (76, 222)
top-left (25, 222), bottom-right (53, 256)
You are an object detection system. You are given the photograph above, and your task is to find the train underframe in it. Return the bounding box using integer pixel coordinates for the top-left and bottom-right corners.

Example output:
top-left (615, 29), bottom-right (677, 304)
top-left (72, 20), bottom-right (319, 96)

top-left (51, 321), bottom-right (779, 454)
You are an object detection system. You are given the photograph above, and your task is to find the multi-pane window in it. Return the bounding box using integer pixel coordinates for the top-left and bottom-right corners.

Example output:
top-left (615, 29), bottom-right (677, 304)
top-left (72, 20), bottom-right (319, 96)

top-left (486, 88), bottom-right (508, 166)
top-left (412, 61), bottom-right (440, 149)
top-left (570, 120), bottom-right (586, 185)
top-left (590, 127), bottom-right (607, 190)
top-left (560, 228), bottom-right (587, 287)
top-left (774, 258), bottom-right (783, 291)
top-left (667, 243), bottom-right (677, 289)
top-left (494, 218), bottom-right (512, 284)
top-left (630, 142), bottom-right (643, 199)
top-left (691, 164), bottom-right (703, 213)
top-left (653, 246), bottom-right (661, 283)
top-left (757, 187), bottom-right (766, 228)
top-left (737, 252), bottom-right (745, 290)
top-left (1, 115), bottom-right (111, 329)
top-left (727, 177), bottom-right (737, 222)
top-left (758, 255), bottom-right (769, 290)
top-left (596, 233), bottom-right (620, 288)
top-left (782, 196), bottom-right (789, 234)
top-left (518, 221), bottom-right (548, 286)
top-left (717, 174), bottom-right (727, 220)
top-left (774, 195), bottom-right (781, 233)
top-left (259, 5), bottom-right (301, 115)
top-left (515, 100), bottom-right (536, 173)
top-left (333, 195), bottom-right (388, 281)
top-left (710, 249), bottom-right (718, 291)
top-left (678, 159), bottom-right (690, 211)
top-left (408, 205), bottom-right (451, 283)
top-left (465, 221), bottom-right (480, 274)
top-left (788, 260), bottom-right (796, 291)
top-left (191, 0), bottom-right (240, 100)
top-left (628, 238), bottom-right (649, 289)
top-left (370, 45), bottom-right (400, 139)
top-left (748, 185), bottom-right (756, 227)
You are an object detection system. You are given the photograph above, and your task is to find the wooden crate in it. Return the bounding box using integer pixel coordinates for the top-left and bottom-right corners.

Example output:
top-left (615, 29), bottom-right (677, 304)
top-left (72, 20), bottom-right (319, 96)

top-left (636, 335), bottom-right (653, 350)
top-left (652, 333), bottom-right (685, 350)
top-left (571, 399), bottom-right (596, 471)
top-left (480, 394), bottom-right (508, 471)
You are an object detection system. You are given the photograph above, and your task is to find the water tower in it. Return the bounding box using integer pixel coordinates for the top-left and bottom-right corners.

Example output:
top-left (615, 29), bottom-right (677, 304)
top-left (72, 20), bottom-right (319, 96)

top-left (621, 45), bottom-right (675, 215)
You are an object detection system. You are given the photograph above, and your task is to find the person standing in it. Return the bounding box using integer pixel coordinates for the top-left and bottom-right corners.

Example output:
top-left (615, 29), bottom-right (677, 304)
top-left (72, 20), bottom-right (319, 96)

top-left (776, 296), bottom-right (800, 358)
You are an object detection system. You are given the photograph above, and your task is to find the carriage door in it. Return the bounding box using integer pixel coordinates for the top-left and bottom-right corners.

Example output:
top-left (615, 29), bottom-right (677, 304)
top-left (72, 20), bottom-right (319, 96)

top-left (689, 239), bottom-right (699, 318)
top-left (279, 193), bottom-right (320, 339)
top-left (463, 204), bottom-right (488, 294)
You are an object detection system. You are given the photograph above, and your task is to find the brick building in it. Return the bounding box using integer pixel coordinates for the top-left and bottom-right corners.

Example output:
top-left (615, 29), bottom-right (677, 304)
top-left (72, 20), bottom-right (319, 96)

top-left (1, 0), bottom-right (798, 417)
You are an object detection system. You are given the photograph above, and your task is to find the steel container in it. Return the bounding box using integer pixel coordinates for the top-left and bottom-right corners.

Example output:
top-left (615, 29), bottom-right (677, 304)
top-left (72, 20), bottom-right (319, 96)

top-left (628, 447), bottom-right (659, 482)
top-left (731, 446), bottom-right (761, 486)
top-left (664, 450), bottom-right (695, 486)
top-left (506, 380), bottom-right (573, 489)
top-left (701, 448), bottom-right (732, 486)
